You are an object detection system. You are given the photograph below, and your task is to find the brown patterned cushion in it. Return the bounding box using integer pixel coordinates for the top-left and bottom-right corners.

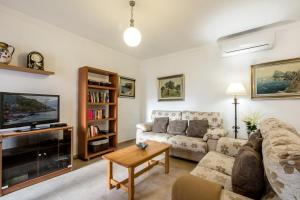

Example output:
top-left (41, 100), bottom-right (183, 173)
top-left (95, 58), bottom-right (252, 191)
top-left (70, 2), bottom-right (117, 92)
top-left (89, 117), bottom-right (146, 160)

top-left (232, 146), bottom-right (265, 199)
top-left (245, 129), bottom-right (263, 153)
top-left (167, 120), bottom-right (188, 135)
top-left (152, 117), bottom-right (169, 133)
top-left (186, 120), bottom-right (209, 138)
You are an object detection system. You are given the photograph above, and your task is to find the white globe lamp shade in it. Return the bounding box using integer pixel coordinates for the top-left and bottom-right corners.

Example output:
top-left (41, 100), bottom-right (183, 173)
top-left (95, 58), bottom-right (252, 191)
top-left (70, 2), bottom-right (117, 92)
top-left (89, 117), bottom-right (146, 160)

top-left (123, 27), bottom-right (142, 47)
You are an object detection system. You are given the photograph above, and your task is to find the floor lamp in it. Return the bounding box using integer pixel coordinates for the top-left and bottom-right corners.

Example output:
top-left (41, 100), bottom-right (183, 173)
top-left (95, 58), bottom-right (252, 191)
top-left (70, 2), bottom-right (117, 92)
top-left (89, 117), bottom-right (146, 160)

top-left (226, 83), bottom-right (247, 139)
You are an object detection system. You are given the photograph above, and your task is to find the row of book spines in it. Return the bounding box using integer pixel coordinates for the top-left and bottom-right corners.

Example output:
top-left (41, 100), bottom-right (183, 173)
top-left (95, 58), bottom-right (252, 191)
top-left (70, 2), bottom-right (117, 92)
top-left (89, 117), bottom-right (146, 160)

top-left (88, 125), bottom-right (111, 138)
top-left (88, 125), bottom-right (100, 137)
top-left (87, 109), bottom-right (107, 120)
top-left (88, 91), bottom-right (110, 103)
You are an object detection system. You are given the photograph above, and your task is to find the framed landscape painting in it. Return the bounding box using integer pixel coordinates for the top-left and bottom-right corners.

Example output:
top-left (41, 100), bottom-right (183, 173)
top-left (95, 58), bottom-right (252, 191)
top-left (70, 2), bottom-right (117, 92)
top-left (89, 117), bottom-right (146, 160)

top-left (119, 76), bottom-right (135, 98)
top-left (158, 74), bottom-right (184, 101)
top-left (251, 58), bottom-right (300, 99)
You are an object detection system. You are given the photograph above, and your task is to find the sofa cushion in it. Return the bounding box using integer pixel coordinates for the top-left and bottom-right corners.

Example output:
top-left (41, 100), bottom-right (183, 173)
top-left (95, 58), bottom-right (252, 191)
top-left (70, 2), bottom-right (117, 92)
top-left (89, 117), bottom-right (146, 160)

top-left (262, 127), bottom-right (300, 200)
top-left (186, 120), bottom-right (209, 138)
top-left (168, 135), bottom-right (208, 153)
top-left (216, 137), bottom-right (247, 157)
top-left (203, 128), bottom-right (227, 141)
top-left (152, 117), bottom-right (169, 133)
top-left (199, 151), bottom-right (235, 176)
top-left (245, 129), bottom-right (263, 153)
top-left (151, 110), bottom-right (182, 121)
top-left (232, 146), bottom-right (265, 199)
top-left (182, 111), bottom-right (223, 129)
top-left (191, 165), bottom-right (232, 191)
top-left (260, 118), bottom-right (298, 139)
top-left (136, 122), bottom-right (153, 132)
top-left (136, 131), bottom-right (173, 144)
top-left (167, 120), bottom-right (188, 135)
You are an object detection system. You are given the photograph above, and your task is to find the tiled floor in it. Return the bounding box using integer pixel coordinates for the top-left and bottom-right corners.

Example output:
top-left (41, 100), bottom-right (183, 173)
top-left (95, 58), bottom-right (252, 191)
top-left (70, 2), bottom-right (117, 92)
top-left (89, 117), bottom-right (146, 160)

top-left (1, 140), bottom-right (197, 200)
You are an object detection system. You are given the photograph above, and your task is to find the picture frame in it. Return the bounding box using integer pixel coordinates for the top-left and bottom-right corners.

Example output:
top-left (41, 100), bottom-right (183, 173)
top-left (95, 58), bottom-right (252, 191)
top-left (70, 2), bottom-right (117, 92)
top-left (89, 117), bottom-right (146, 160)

top-left (119, 76), bottom-right (136, 98)
top-left (158, 74), bottom-right (185, 101)
top-left (251, 58), bottom-right (300, 100)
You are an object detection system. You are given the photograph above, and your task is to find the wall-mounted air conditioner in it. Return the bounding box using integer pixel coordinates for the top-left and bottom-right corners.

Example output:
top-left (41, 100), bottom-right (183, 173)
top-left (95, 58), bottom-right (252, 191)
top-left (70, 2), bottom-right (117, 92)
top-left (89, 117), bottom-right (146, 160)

top-left (218, 30), bottom-right (275, 57)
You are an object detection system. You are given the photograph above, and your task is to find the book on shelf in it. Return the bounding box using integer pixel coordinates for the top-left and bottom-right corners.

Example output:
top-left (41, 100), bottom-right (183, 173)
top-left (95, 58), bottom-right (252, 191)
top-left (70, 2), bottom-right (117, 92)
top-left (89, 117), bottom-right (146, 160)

top-left (88, 125), bottom-right (110, 138)
top-left (88, 91), bottom-right (109, 103)
top-left (88, 108), bottom-right (108, 120)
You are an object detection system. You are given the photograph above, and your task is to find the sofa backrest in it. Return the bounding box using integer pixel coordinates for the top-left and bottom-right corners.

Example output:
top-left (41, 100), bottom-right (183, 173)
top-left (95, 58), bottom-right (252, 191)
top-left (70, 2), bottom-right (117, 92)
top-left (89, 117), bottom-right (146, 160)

top-left (151, 110), bottom-right (182, 121)
top-left (182, 111), bottom-right (223, 129)
top-left (151, 110), bottom-right (224, 129)
top-left (260, 118), bottom-right (300, 200)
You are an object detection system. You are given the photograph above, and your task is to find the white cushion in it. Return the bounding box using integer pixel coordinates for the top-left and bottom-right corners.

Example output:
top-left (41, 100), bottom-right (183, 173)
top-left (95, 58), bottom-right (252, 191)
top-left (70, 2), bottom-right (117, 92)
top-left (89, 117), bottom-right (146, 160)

top-left (199, 151), bottom-right (235, 176)
top-left (191, 165), bottom-right (232, 191)
top-left (136, 131), bottom-right (173, 144)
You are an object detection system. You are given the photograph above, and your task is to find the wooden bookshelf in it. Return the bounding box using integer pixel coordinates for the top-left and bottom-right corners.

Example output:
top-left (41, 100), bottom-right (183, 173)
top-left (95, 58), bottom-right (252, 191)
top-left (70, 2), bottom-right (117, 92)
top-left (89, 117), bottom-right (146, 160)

top-left (0, 63), bottom-right (54, 75)
top-left (78, 66), bottom-right (118, 160)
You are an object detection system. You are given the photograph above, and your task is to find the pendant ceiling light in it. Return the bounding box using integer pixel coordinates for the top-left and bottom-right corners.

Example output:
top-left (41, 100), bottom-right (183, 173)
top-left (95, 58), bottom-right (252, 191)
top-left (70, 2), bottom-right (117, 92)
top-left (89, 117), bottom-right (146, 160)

top-left (123, 0), bottom-right (142, 47)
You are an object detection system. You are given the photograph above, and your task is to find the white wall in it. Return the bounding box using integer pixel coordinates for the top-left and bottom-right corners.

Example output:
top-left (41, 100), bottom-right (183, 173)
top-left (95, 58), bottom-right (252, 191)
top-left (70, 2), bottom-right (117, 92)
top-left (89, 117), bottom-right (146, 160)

top-left (141, 22), bottom-right (300, 138)
top-left (0, 5), bottom-right (141, 153)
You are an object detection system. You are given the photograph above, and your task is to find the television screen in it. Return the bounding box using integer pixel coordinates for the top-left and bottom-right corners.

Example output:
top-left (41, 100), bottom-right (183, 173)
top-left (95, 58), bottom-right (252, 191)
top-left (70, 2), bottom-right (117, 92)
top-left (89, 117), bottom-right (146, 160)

top-left (0, 93), bottom-right (59, 129)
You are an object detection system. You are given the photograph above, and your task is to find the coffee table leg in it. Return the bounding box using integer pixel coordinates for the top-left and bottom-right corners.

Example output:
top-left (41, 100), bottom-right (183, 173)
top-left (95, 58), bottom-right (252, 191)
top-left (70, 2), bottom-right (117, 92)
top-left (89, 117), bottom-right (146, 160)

top-left (128, 167), bottom-right (135, 200)
top-left (165, 149), bottom-right (170, 174)
top-left (107, 161), bottom-right (113, 189)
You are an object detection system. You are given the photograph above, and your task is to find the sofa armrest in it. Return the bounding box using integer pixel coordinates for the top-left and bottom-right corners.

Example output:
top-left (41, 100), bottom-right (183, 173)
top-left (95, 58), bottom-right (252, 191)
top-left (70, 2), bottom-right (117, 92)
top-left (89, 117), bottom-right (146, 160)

top-left (172, 175), bottom-right (222, 200)
top-left (136, 122), bottom-right (153, 132)
top-left (203, 128), bottom-right (227, 142)
top-left (216, 137), bottom-right (247, 157)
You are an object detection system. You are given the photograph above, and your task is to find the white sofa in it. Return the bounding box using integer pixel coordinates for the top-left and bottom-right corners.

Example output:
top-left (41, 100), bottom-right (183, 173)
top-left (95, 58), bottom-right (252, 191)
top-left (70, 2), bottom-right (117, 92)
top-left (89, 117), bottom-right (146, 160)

top-left (174, 118), bottom-right (300, 200)
top-left (136, 110), bottom-right (227, 161)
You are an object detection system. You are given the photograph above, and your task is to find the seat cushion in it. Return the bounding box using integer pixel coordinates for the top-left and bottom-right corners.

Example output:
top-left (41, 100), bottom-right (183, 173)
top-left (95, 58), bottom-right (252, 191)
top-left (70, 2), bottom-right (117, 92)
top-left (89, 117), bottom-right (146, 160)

top-left (168, 135), bottom-right (208, 153)
top-left (136, 131), bottom-right (173, 143)
top-left (199, 151), bottom-right (235, 176)
top-left (191, 165), bottom-right (232, 190)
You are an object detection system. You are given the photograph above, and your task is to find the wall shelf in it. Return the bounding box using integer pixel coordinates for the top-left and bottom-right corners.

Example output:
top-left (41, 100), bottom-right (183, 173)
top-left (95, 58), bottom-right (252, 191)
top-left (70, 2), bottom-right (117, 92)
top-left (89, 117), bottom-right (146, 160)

top-left (0, 63), bottom-right (54, 75)
top-left (88, 133), bottom-right (116, 141)
top-left (88, 85), bottom-right (116, 90)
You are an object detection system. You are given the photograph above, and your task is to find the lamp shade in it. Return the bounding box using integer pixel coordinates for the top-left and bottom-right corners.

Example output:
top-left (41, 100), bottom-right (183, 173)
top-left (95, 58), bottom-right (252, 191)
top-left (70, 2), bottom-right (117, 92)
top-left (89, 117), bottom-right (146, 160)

top-left (226, 82), bottom-right (247, 96)
top-left (123, 27), bottom-right (142, 47)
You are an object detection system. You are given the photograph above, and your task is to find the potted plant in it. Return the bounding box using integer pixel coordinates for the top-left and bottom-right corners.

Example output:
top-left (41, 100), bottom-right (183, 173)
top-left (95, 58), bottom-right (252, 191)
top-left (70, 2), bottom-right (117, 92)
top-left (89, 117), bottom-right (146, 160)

top-left (243, 112), bottom-right (263, 138)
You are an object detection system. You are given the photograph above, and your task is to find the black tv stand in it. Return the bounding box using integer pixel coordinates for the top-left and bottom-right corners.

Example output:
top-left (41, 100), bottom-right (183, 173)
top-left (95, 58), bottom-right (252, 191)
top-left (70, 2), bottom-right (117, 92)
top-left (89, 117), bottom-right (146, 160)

top-left (16, 127), bottom-right (46, 132)
top-left (0, 126), bottom-right (73, 196)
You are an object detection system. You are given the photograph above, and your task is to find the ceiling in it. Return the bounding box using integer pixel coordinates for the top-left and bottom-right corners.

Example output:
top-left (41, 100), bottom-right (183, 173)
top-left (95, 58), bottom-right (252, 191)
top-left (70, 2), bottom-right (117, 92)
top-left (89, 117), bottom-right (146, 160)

top-left (1, 0), bottom-right (300, 59)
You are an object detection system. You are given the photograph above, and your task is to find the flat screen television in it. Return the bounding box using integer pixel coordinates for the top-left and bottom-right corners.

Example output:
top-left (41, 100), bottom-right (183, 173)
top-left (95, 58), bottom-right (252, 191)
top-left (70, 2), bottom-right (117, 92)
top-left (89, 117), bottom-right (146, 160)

top-left (0, 92), bottom-right (60, 129)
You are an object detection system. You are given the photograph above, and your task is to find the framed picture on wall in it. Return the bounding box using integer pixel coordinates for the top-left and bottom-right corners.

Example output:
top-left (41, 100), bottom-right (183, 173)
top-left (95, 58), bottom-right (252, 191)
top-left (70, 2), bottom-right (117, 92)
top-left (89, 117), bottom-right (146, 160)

top-left (158, 74), bottom-right (185, 101)
top-left (251, 58), bottom-right (300, 99)
top-left (119, 76), bottom-right (136, 98)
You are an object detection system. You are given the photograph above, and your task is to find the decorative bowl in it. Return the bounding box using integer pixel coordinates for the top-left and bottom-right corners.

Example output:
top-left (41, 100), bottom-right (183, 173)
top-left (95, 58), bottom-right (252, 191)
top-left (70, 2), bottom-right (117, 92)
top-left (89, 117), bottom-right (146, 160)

top-left (136, 142), bottom-right (148, 150)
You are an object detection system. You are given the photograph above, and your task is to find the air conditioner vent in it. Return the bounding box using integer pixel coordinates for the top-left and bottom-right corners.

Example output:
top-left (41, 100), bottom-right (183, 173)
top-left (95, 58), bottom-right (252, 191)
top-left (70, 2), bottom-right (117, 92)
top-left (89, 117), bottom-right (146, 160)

top-left (218, 31), bottom-right (275, 57)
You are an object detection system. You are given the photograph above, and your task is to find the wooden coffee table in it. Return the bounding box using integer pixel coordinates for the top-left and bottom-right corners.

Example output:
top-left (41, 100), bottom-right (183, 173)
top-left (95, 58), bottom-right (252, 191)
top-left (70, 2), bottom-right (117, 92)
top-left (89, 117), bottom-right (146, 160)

top-left (102, 141), bottom-right (171, 200)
